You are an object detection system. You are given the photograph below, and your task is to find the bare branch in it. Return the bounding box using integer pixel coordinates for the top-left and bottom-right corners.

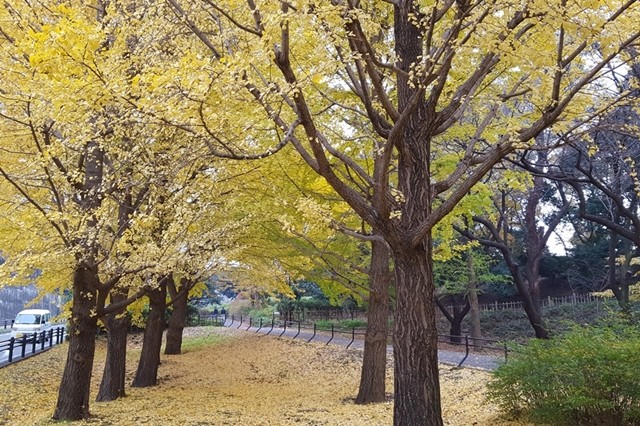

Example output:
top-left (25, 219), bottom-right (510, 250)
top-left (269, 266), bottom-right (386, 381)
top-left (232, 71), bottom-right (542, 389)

top-left (166, 0), bottom-right (222, 59)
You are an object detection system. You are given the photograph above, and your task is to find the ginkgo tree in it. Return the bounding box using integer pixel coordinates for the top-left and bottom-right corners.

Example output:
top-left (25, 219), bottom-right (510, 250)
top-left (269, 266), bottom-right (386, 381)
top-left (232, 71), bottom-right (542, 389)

top-left (163, 1), bottom-right (640, 424)
top-left (0, 1), bottom-right (281, 420)
top-left (234, 146), bottom-right (396, 404)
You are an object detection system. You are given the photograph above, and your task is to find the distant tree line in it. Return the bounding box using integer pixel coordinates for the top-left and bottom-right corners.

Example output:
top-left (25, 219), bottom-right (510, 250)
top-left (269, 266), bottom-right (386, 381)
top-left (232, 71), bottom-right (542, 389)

top-left (0, 285), bottom-right (62, 319)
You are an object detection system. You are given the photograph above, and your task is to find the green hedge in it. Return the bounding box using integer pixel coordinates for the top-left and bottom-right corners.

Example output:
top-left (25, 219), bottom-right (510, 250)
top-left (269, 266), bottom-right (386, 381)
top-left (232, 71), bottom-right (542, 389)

top-left (487, 324), bottom-right (640, 425)
top-left (314, 319), bottom-right (368, 330)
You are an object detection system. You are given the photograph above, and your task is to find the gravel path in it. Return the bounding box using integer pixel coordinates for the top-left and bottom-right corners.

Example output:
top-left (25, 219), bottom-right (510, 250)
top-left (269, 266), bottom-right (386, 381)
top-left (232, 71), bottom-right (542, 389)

top-left (222, 318), bottom-right (503, 371)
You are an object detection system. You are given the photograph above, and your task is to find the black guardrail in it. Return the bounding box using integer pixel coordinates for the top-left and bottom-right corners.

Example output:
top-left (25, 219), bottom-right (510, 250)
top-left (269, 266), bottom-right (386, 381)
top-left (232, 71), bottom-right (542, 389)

top-left (437, 334), bottom-right (509, 367)
top-left (188, 314), bottom-right (227, 327)
top-left (1, 319), bottom-right (14, 330)
top-left (0, 326), bottom-right (66, 366)
top-left (224, 315), bottom-right (509, 367)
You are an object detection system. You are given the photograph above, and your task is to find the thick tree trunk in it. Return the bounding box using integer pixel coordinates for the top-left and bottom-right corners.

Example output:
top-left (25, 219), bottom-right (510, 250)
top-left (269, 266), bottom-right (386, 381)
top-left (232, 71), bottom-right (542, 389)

top-left (132, 281), bottom-right (166, 387)
top-left (165, 277), bottom-right (189, 355)
top-left (392, 2), bottom-right (443, 415)
top-left (96, 290), bottom-right (130, 402)
top-left (356, 240), bottom-right (390, 404)
top-left (53, 265), bottom-right (99, 421)
top-left (393, 245), bottom-right (443, 426)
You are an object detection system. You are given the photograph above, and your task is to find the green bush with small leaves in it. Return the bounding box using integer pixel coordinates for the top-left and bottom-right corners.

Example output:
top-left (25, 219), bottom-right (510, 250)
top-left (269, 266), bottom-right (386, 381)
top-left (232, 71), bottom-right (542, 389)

top-left (314, 319), bottom-right (368, 330)
top-left (487, 323), bottom-right (640, 426)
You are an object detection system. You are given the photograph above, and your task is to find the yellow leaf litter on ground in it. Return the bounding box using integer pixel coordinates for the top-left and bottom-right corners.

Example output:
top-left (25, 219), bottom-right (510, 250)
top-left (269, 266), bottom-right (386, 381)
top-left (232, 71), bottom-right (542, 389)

top-left (0, 327), bottom-right (531, 425)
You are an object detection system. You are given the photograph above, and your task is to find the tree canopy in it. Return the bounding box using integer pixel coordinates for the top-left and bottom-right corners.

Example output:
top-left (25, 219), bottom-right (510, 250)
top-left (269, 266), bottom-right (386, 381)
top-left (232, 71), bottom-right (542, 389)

top-left (0, 0), bottom-right (639, 424)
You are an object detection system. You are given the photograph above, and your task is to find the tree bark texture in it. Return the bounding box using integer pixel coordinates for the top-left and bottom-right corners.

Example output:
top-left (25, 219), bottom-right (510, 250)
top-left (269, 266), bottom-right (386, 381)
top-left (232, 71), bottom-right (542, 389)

top-left (96, 290), bottom-right (130, 402)
top-left (393, 246), bottom-right (443, 426)
top-left (132, 281), bottom-right (166, 387)
top-left (165, 277), bottom-right (189, 355)
top-left (356, 240), bottom-right (391, 404)
top-left (392, 4), bottom-right (444, 420)
top-left (53, 264), bottom-right (100, 420)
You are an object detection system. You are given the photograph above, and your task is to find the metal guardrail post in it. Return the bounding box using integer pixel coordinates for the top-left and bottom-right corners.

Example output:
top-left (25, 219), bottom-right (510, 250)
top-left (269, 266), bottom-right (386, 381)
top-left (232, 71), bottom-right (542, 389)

top-left (293, 321), bottom-right (300, 340)
top-left (256, 318), bottom-right (263, 333)
top-left (346, 327), bottom-right (355, 349)
top-left (237, 316), bottom-right (243, 329)
top-left (246, 317), bottom-right (252, 331)
top-left (307, 323), bottom-right (316, 343)
top-left (20, 335), bottom-right (26, 358)
top-left (457, 335), bottom-right (470, 367)
top-left (279, 320), bottom-right (287, 337)
top-left (8, 337), bottom-right (14, 363)
top-left (326, 324), bottom-right (334, 346)
top-left (267, 318), bottom-right (274, 335)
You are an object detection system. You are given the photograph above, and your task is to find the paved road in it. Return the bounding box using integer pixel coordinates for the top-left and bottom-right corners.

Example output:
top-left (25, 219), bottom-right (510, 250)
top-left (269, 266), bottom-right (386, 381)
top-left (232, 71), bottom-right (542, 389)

top-left (223, 319), bottom-right (503, 371)
top-left (0, 328), bottom-right (66, 368)
top-left (0, 335), bottom-right (12, 364)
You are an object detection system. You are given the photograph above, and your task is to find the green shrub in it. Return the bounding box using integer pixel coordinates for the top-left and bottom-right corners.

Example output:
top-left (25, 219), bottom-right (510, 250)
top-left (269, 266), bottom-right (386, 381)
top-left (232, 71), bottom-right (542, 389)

top-left (487, 324), bottom-right (640, 425)
top-left (314, 319), bottom-right (367, 330)
top-left (338, 319), bottom-right (367, 329)
top-left (228, 301), bottom-right (276, 322)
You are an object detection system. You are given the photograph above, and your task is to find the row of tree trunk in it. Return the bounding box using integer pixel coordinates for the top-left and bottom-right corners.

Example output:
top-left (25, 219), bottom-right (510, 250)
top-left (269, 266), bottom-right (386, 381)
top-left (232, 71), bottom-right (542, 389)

top-left (53, 273), bottom-right (192, 419)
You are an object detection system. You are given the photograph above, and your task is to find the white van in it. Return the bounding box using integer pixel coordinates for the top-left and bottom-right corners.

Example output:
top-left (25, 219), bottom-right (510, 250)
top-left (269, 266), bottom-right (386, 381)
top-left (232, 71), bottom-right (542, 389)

top-left (10, 309), bottom-right (52, 342)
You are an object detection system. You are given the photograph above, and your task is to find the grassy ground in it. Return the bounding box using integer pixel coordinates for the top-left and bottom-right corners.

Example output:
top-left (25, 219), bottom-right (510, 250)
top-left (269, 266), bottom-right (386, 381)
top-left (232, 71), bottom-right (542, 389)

top-left (0, 327), bottom-right (531, 425)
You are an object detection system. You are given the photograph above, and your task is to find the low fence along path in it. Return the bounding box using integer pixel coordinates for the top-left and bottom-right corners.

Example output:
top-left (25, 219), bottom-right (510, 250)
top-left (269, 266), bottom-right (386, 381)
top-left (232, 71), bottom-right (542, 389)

top-left (222, 316), bottom-right (502, 371)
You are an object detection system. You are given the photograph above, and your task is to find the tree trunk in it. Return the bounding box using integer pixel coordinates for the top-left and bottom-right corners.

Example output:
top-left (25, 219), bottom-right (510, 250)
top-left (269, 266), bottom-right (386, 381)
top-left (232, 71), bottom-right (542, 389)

top-left (448, 303), bottom-right (465, 344)
top-left (506, 260), bottom-right (549, 339)
top-left (608, 228), bottom-right (633, 313)
top-left (165, 277), bottom-right (189, 355)
top-left (393, 245), bottom-right (443, 426)
top-left (524, 258), bottom-right (542, 310)
top-left (53, 264), bottom-right (99, 421)
top-left (132, 281), bottom-right (166, 387)
top-left (356, 240), bottom-right (390, 404)
top-left (96, 290), bottom-right (130, 402)
top-left (467, 250), bottom-right (483, 347)
top-left (522, 150), bottom-right (549, 337)
top-left (435, 297), bottom-right (470, 345)
top-left (392, 2), bottom-right (443, 414)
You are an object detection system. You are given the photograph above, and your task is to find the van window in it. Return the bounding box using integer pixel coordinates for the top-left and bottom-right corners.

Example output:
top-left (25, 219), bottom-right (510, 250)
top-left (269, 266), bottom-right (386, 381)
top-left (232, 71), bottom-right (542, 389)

top-left (15, 313), bottom-right (41, 325)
